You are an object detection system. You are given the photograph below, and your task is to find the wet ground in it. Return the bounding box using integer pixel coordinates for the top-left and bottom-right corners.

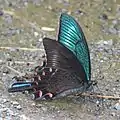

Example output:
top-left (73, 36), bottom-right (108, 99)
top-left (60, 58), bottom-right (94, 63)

top-left (0, 0), bottom-right (120, 120)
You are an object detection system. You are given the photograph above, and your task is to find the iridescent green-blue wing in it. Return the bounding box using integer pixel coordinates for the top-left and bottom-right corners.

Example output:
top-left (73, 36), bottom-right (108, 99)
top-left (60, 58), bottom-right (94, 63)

top-left (58, 13), bottom-right (91, 81)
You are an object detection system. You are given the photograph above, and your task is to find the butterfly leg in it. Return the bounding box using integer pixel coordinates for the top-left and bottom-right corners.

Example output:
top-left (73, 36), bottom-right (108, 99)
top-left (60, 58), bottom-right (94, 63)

top-left (31, 90), bottom-right (53, 100)
top-left (34, 60), bottom-right (46, 73)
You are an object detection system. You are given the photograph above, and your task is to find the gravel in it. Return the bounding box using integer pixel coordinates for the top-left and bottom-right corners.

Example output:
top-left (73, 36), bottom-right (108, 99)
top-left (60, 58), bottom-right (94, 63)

top-left (0, 0), bottom-right (120, 120)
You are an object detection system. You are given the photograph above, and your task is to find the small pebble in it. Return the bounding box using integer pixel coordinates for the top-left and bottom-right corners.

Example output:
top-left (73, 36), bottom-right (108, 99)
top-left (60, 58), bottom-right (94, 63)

top-left (103, 40), bottom-right (113, 46)
top-left (75, 10), bottom-right (84, 15)
top-left (41, 107), bottom-right (47, 112)
top-left (3, 73), bottom-right (7, 76)
top-left (108, 27), bottom-right (117, 34)
top-left (99, 14), bottom-right (108, 20)
top-left (20, 114), bottom-right (30, 120)
top-left (2, 99), bottom-right (9, 104)
top-left (112, 20), bottom-right (118, 25)
top-left (113, 88), bottom-right (116, 91)
top-left (24, 2), bottom-right (28, 6)
top-left (0, 108), bottom-right (8, 112)
top-left (100, 60), bottom-right (104, 62)
top-left (3, 69), bottom-right (9, 75)
top-left (31, 103), bottom-right (35, 107)
top-left (38, 38), bottom-right (42, 42)
top-left (7, 109), bottom-right (16, 116)
top-left (16, 105), bottom-right (22, 110)
top-left (12, 101), bottom-right (19, 105)
top-left (0, 10), bottom-right (4, 16)
top-left (4, 14), bottom-right (13, 24)
top-left (34, 32), bottom-right (39, 37)
top-left (114, 103), bottom-right (120, 110)
top-left (111, 112), bottom-right (116, 116)
top-left (36, 104), bottom-right (43, 108)
top-left (96, 100), bottom-right (100, 104)
top-left (116, 79), bottom-right (119, 82)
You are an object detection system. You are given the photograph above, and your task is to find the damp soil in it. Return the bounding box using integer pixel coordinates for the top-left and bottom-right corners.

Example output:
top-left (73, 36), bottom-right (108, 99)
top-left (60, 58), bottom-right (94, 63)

top-left (0, 0), bottom-right (120, 120)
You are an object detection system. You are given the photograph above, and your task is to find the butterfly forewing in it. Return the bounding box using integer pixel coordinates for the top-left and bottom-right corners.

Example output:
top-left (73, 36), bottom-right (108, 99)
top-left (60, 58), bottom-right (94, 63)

top-left (58, 13), bottom-right (91, 81)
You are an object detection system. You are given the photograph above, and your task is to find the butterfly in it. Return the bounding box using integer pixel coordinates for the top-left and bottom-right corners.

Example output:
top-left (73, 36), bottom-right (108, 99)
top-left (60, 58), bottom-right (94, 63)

top-left (8, 13), bottom-right (92, 100)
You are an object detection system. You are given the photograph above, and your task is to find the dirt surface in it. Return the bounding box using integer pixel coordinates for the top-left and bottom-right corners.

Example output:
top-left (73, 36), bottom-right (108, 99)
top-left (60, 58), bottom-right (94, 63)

top-left (0, 0), bottom-right (120, 120)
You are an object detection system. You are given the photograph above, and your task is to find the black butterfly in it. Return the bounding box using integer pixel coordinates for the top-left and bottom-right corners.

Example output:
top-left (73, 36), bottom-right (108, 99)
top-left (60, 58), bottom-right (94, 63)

top-left (8, 13), bottom-right (92, 100)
